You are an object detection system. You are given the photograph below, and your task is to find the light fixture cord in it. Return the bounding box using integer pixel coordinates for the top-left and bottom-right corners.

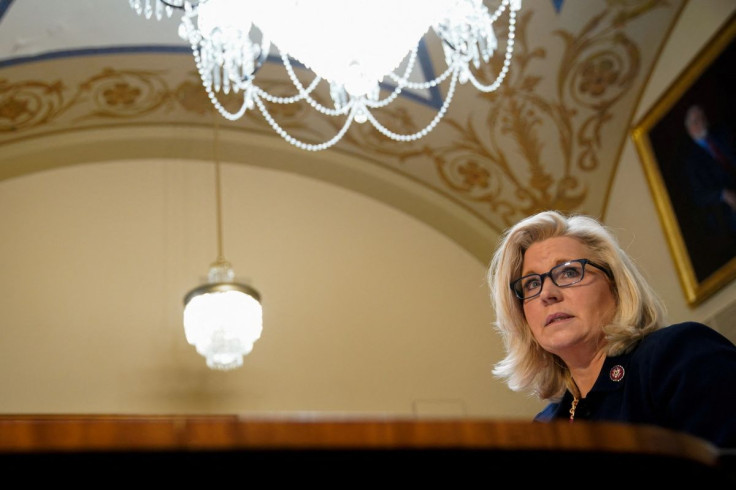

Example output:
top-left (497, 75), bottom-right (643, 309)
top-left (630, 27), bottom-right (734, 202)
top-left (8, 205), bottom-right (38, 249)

top-left (213, 116), bottom-right (227, 266)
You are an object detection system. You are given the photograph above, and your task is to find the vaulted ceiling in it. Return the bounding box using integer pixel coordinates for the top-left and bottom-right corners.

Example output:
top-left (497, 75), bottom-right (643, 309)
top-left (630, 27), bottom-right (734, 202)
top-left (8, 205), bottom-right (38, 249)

top-left (0, 0), bottom-right (687, 262)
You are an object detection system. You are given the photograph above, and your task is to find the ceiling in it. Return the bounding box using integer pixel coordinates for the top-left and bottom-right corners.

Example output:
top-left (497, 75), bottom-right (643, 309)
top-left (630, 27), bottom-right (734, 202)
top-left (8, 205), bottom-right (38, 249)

top-left (0, 0), bottom-right (688, 263)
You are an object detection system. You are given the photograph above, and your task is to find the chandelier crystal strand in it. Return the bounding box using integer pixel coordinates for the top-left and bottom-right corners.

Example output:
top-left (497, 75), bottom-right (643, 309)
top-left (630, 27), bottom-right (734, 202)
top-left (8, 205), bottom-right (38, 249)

top-left (127, 0), bottom-right (521, 150)
top-left (464, 4), bottom-right (517, 92)
top-left (254, 94), bottom-right (356, 152)
top-left (363, 48), bottom-right (423, 111)
top-left (278, 54), bottom-right (349, 116)
top-left (366, 70), bottom-right (460, 142)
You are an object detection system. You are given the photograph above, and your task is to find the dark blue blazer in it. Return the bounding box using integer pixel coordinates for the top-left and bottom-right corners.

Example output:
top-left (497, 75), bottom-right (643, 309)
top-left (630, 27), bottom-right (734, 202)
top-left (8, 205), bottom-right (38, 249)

top-left (534, 322), bottom-right (736, 449)
top-left (682, 128), bottom-right (736, 211)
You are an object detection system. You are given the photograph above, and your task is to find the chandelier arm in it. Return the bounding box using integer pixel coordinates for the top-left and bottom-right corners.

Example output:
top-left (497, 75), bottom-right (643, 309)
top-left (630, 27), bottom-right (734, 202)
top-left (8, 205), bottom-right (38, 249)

top-left (365, 69), bottom-right (460, 142)
top-left (233, 36), bottom-right (271, 88)
top-left (253, 94), bottom-right (356, 151)
top-left (158, 0), bottom-right (187, 9)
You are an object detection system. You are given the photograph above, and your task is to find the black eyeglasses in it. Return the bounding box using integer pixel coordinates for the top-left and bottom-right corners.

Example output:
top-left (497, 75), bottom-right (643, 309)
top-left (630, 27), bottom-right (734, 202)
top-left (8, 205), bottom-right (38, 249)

top-left (510, 258), bottom-right (613, 300)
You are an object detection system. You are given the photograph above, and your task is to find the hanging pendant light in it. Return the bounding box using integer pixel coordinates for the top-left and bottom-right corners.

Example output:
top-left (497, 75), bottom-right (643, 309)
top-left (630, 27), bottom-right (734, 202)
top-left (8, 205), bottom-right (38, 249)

top-left (182, 122), bottom-right (263, 370)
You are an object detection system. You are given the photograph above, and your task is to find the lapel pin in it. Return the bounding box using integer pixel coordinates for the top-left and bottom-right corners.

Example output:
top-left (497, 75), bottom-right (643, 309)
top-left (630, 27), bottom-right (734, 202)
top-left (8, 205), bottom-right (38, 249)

top-left (609, 365), bottom-right (625, 382)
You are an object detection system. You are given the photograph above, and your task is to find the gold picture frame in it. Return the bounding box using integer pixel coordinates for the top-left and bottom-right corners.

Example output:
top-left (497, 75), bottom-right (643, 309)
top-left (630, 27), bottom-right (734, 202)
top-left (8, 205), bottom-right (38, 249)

top-left (631, 14), bottom-right (736, 307)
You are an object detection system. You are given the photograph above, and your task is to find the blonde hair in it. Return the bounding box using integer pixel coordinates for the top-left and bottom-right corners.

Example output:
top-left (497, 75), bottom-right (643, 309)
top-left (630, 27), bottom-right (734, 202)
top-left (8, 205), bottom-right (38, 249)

top-left (487, 210), bottom-right (666, 400)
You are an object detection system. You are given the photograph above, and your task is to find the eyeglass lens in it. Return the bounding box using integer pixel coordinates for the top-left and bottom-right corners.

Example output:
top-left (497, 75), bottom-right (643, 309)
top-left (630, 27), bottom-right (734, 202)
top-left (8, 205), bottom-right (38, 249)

top-left (514, 261), bottom-right (586, 299)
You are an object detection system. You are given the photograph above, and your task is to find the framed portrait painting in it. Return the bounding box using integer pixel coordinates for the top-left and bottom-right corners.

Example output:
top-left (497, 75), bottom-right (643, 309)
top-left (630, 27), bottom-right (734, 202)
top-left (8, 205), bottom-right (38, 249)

top-left (631, 14), bottom-right (736, 306)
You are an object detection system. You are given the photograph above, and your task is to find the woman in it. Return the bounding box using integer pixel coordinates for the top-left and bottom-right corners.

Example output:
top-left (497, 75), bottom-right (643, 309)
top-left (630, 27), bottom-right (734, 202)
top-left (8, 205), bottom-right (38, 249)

top-left (487, 210), bottom-right (736, 449)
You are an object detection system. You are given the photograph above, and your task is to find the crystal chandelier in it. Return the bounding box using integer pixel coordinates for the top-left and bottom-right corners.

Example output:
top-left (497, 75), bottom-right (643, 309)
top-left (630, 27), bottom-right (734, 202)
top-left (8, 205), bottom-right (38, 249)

top-left (182, 124), bottom-right (263, 370)
top-left (128, 0), bottom-right (520, 150)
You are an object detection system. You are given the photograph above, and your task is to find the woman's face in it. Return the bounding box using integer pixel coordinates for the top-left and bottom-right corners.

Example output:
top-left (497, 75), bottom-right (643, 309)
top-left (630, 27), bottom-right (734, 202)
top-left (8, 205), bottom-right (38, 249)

top-left (519, 236), bottom-right (616, 359)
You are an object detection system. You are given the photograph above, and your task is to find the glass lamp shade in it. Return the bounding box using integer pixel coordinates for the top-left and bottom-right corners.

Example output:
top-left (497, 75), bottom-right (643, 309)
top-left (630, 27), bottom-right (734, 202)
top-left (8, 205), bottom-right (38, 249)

top-left (183, 282), bottom-right (263, 370)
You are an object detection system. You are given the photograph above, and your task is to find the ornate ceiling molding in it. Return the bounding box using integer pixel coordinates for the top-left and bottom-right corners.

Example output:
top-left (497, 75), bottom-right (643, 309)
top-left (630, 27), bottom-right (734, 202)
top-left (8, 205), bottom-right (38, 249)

top-left (0, 0), bottom-right (685, 262)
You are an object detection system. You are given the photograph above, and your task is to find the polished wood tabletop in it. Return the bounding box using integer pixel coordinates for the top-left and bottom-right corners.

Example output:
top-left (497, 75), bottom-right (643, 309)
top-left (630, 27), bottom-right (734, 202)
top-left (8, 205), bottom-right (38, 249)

top-left (0, 414), bottom-right (717, 455)
top-left (0, 414), bottom-right (732, 485)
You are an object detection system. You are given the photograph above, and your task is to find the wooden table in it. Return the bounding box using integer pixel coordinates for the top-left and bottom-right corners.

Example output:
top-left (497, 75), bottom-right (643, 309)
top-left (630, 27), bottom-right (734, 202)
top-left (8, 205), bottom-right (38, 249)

top-left (0, 414), bottom-right (733, 485)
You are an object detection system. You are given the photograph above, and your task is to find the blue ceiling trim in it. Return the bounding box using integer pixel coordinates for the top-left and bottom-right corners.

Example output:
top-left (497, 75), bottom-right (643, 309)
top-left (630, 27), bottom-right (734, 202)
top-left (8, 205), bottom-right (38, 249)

top-left (0, 44), bottom-right (442, 110)
top-left (0, 0), bottom-right (443, 110)
top-left (0, 0), bottom-right (14, 19)
top-left (0, 45), bottom-right (190, 69)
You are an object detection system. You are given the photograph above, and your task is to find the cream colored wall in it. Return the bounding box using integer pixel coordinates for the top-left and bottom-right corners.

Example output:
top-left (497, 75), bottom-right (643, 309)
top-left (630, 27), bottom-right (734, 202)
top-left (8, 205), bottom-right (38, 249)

top-left (608, 0), bottom-right (736, 340)
top-left (0, 159), bottom-right (546, 417)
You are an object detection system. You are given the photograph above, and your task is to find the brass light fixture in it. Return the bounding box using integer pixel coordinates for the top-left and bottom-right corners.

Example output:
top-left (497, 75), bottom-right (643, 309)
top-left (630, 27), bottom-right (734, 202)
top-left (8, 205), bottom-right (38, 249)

top-left (182, 122), bottom-right (263, 370)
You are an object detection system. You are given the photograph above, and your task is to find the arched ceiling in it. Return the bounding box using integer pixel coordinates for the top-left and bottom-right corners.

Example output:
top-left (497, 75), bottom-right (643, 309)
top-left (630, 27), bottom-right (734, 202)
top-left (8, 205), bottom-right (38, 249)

top-left (0, 0), bottom-right (686, 263)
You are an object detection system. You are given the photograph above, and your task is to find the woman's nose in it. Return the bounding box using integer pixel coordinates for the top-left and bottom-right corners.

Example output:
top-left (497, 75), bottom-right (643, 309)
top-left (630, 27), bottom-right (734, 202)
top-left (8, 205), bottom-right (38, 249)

top-left (539, 277), bottom-right (562, 302)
